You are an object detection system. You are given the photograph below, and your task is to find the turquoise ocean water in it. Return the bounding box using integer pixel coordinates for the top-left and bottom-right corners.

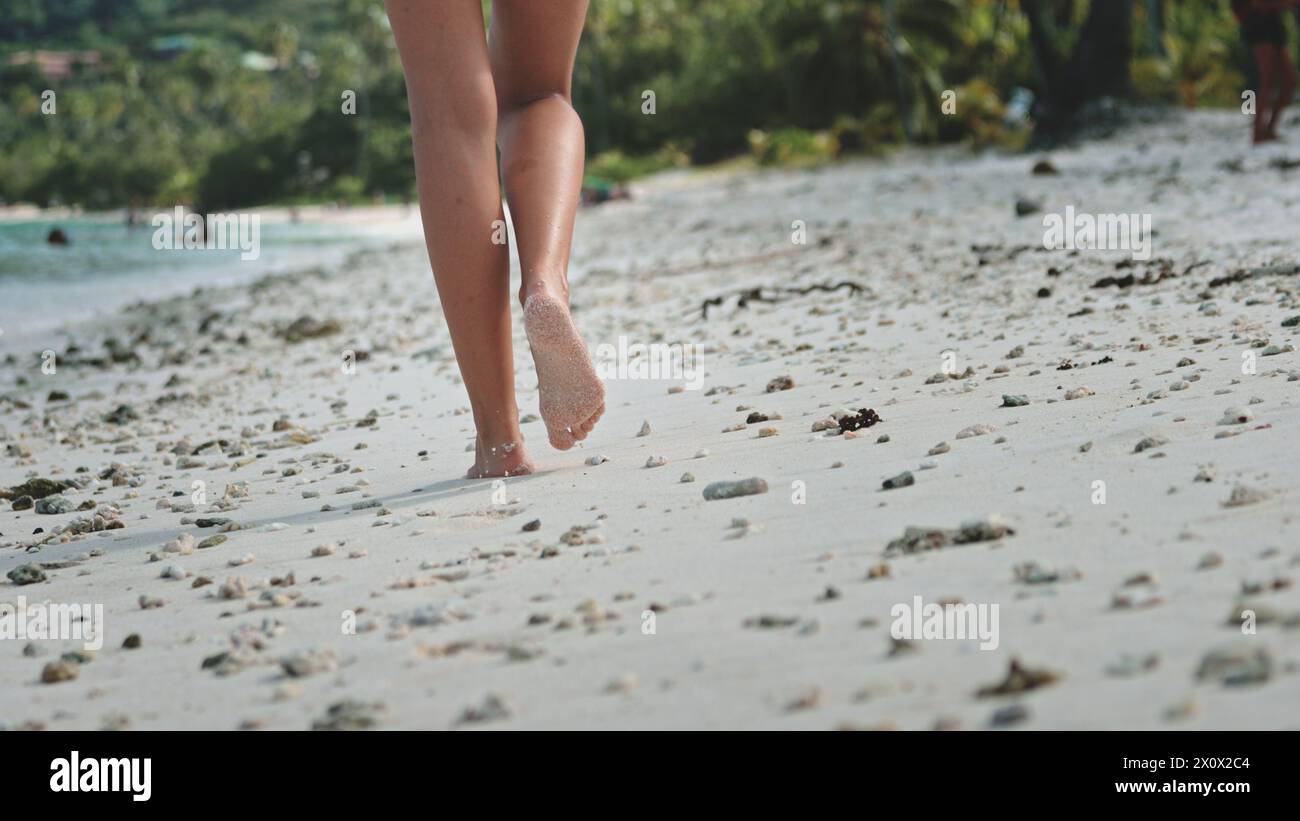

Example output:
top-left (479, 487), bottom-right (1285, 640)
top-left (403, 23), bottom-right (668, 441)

top-left (0, 212), bottom-right (412, 339)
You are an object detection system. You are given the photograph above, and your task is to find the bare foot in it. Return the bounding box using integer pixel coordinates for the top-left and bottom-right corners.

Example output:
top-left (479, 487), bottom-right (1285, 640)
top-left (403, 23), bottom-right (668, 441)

top-left (466, 437), bottom-right (534, 478)
top-left (522, 292), bottom-right (605, 450)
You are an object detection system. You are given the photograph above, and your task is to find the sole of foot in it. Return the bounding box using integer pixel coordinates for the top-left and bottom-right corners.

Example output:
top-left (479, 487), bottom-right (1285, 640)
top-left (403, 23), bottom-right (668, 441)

top-left (523, 293), bottom-right (605, 450)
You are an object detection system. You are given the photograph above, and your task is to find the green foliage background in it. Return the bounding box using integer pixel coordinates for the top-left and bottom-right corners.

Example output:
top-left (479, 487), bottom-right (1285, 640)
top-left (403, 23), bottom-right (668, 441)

top-left (0, 0), bottom-right (1262, 210)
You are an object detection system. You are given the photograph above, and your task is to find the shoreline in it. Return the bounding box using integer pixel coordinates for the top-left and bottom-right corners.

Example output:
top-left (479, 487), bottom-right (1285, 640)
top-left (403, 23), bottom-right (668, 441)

top-left (0, 201), bottom-right (423, 223)
top-left (0, 204), bottom-right (426, 344)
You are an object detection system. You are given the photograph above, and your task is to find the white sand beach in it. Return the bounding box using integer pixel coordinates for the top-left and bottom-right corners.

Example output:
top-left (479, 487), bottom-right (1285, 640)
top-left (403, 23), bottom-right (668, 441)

top-left (2, 109), bottom-right (1298, 730)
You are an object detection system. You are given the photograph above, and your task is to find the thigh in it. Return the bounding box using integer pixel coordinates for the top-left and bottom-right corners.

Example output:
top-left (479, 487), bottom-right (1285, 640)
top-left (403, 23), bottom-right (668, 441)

top-left (385, 0), bottom-right (493, 124)
top-left (1277, 45), bottom-right (1298, 82)
top-left (1259, 12), bottom-right (1287, 49)
top-left (488, 0), bottom-right (590, 106)
top-left (1253, 43), bottom-right (1278, 81)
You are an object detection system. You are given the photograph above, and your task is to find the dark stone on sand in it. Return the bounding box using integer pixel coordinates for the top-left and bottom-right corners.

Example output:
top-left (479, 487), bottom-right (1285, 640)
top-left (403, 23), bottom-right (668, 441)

top-left (190, 439), bottom-right (227, 455)
top-left (1015, 198), bottom-right (1041, 217)
top-left (4, 477), bottom-right (75, 501)
top-left (989, 704), bottom-right (1031, 727)
top-left (977, 659), bottom-right (1061, 698)
top-left (522, 519), bottom-right (541, 532)
top-left (104, 404), bottom-right (139, 425)
top-left (885, 516), bottom-right (1014, 556)
top-left (8, 564), bottom-right (47, 585)
top-left (122, 633), bottom-right (142, 649)
top-left (195, 517), bottom-right (231, 528)
top-left (35, 495), bottom-right (76, 514)
top-left (1093, 273), bottom-right (1136, 289)
top-left (838, 408), bottom-right (882, 432)
top-left (882, 471), bottom-right (915, 490)
top-left (11, 496), bottom-right (33, 511)
top-left (1133, 435), bottom-right (1168, 454)
top-left (41, 660), bottom-right (78, 683)
top-left (702, 477), bottom-right (769, 501)
top-left (1195, 646), bottom-right (1273, 687)
top-left (201, 651), bottom-right (237, 671)
top-left (280, 315), bottom-right (343, 343)
top-left (313, 700), bottom-right (385, 731)
top-left (744, 614), bottom-right (800, 629)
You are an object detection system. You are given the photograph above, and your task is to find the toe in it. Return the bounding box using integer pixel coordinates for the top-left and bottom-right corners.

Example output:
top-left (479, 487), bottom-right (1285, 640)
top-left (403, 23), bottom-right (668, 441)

top-left (549, 426), bottom-right (575, 450)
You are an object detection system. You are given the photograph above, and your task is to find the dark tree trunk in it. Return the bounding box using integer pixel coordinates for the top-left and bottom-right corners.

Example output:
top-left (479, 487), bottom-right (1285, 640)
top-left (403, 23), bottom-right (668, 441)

top-left (884, 0), bottom-right (912, 140)
top-left (1024, 0), bottom-right (1135, 135)
top-left (1064, 0), bottom-right (1134, 101)
top-left (1024, 0), bottom-right (1065, 105)
top-left (1146, 0), bottom-right (1167, 57)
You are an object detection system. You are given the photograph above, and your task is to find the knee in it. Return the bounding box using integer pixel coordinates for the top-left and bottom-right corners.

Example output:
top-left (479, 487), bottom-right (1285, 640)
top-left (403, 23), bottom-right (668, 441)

top-left (409, 74), bottom-right (498, 141)
top-left (498, 90), bottom-right (576, 120)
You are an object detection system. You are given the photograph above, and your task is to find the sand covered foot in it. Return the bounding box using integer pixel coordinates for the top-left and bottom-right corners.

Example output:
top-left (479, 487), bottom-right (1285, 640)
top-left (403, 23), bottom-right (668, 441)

top-left (466, 438), bottom-right (534, 478)
top-left (523, 293), bottom-right (605, 450)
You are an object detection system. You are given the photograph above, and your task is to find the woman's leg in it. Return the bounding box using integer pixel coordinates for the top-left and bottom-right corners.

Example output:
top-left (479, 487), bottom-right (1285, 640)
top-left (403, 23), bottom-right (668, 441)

top-left (489, 0), bottom-right (605, 451)
top-left (385, 0), bottom-right (532, 477)
top-left (1267, 44), bottom-right (1297, 139)
top-left (1253, 43), bottom-right (1277, 144)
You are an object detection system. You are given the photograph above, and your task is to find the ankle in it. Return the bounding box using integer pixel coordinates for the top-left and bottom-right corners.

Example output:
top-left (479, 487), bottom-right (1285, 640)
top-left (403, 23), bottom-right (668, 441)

top-left (519, 279), bottom-right (568, 310)
top-left (476, 426), bottom-right (523, 449)
top-left (473, 409), bottom-right (522, 447)
top-left (478, 437), bottom-right (526, 460)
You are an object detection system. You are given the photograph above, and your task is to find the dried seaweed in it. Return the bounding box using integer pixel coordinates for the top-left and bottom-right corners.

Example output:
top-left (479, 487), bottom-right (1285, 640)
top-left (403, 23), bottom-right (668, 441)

top-left (700, 280), bottom-right (865, 319)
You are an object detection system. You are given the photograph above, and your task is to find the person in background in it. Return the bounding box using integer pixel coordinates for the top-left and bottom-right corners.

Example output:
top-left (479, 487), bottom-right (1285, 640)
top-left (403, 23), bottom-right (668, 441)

top-left (1234, 0), bottom-right (1300, 143)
